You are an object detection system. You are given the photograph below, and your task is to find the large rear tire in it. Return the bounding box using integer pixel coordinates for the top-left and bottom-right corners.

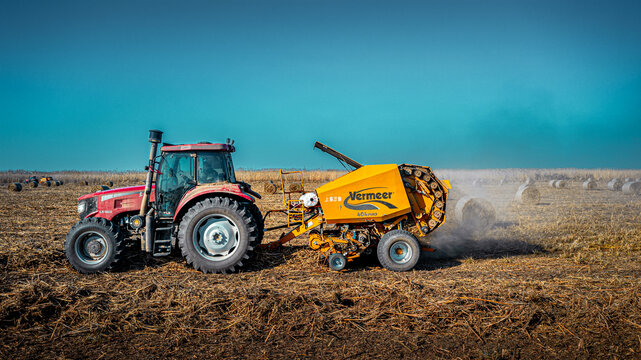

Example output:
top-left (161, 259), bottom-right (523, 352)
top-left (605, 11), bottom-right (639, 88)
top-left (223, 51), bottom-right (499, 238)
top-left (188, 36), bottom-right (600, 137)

top-left (377, 230), bottom-right (421, 272)
top-left (178, 197), bottom-right (257, 273)
top-left (65, 217), bottom-right (125, 273)
top-left (244, 202), bottom-right (264, 243)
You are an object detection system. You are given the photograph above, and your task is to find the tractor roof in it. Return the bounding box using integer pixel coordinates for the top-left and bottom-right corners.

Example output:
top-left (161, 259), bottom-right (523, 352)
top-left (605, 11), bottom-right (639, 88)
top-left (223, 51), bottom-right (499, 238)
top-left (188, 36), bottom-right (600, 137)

top-left (161, 143), bottom-right (235, 152)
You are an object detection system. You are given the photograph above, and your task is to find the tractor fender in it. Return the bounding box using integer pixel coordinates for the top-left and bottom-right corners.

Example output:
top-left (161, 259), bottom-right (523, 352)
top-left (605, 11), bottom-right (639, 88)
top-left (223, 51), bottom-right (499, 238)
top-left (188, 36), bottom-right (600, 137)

top-left (172, 184), bottom-right (254, 223)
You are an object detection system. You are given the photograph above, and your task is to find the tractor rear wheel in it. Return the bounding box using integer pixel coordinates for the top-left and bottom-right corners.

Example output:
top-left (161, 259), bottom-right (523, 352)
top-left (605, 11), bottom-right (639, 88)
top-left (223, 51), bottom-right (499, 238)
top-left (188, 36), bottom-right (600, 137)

top-left (65, 217), bottom-right (125, 273)
top-left (244, 202), bottom-right (264, 243)
top-left (178, 197), bottom-right (257, 273)
top-left (377, 230), bottom-right (421, 272)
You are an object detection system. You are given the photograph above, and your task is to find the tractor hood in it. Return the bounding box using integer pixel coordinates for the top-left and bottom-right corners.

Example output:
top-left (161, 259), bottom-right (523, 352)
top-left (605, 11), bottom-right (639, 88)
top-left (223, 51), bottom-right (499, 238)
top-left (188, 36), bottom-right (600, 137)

top-left (78, 185), bottom-right (148, 201)
top-left (77, 185), bottom-right (154, 220)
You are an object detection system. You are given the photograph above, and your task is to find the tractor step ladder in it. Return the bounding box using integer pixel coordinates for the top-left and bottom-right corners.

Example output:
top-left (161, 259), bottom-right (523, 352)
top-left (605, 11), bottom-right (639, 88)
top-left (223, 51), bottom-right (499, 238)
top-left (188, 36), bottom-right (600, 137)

top-left (153, 225), bottom-right (173, 257)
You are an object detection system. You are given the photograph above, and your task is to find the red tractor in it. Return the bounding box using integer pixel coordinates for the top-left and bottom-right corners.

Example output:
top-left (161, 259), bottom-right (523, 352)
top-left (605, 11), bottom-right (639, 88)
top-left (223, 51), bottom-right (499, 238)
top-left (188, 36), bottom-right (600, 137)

top-left (65, 130), bottom-right (264, 274)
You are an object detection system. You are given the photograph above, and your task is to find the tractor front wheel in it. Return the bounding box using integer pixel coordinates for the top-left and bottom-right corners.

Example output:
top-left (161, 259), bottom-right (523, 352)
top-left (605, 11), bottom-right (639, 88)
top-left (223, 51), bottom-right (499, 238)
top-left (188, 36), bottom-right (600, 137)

top-left (64, 217), bottom-right (125, 273)
top-left (178, 197), bottom-right (257, 273)
top-left (377, 230), bottom-right (421, 272)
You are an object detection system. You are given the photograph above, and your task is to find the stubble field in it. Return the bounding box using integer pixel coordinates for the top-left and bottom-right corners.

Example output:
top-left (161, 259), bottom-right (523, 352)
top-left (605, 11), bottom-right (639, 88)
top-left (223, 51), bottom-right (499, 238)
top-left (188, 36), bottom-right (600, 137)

top-left (1, 169), bottom-right (641, 359)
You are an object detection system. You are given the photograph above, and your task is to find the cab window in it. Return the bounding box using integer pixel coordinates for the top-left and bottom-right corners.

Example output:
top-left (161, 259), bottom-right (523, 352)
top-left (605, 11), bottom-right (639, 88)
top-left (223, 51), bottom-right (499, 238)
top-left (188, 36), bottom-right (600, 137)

top-left (197, 152), bottom-right (231, 184)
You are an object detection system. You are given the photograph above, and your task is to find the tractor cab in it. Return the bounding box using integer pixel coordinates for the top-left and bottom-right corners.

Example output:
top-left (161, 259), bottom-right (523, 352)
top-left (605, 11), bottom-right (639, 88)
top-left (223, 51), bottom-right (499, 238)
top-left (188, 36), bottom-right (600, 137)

top-left (155, 143), bottom-right (236, 217)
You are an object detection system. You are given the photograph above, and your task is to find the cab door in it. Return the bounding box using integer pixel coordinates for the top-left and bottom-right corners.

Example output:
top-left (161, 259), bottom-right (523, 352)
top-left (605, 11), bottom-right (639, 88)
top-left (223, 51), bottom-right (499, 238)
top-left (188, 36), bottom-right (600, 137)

top-left (156, 152), bottom-right (195, 217)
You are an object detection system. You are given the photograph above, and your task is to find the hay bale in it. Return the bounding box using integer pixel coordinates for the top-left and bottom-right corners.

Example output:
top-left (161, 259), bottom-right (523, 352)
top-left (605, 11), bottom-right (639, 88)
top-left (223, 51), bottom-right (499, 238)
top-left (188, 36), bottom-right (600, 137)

top-left (608, 179), bottom-right (623, 191)
top-left (622, 181), bottom-right (641, 195)
top-left (454, 196), bottom-right (496, 233)
top-left (582, 179), bottom-right (597, 190)
top-left (91, 185), bottom-right (110, 192)
top-left (8, 182), bottom-right (22, 192)
top-left (548, 180), bottom-right (557, 188)
top-left (263, 181), bottom-right (278, 195)
top-left (515, 185), bottom-right (540, 205)
top-left (289, 183), bottom-right (304, 192)
top-left (28, 181), bottom-right (38, 188)
top-left (554, 180), bottom-right (568, 189)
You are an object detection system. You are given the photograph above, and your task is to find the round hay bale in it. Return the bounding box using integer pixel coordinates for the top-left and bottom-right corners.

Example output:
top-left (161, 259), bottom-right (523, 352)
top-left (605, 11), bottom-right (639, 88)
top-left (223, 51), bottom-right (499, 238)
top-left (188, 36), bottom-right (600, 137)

top-left (622, 181), bottom-right (641, 195)
top-left (454, 196), bottom-right (496, 233)
top-left (515, 185), bottom-right (540, 205)
top-left (263, 181), bottom-right (277, 195)
top-left (91, 185), bottom-right (110, 192)
top-left (8, 182), bottom-right (22, 192)
top-left (554, 180), bottom-right (567, 189)
top-left (607, 179), bottom-right (623, 191)
top-left (548, 180), bottom-right (557, 188)
top-left (29, 181), bottom-right (38, 188)
top-left (288, 183), bottom-right (304, 192)
top-left (43, 181), bottom-right (51, 187)
top-left (582, 180), bottom-right (597, 190)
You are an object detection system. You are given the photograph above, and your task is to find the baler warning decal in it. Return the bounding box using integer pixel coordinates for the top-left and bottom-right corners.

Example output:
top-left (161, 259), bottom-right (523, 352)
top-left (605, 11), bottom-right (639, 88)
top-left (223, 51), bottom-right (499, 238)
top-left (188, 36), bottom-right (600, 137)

top-left (344, 187), bottom-right (397, 211)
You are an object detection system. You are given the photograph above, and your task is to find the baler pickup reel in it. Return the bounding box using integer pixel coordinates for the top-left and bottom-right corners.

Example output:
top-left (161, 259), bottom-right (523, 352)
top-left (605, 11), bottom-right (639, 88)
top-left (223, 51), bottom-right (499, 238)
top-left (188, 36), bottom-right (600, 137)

top-left (259, 141), bottom-right (452, 272)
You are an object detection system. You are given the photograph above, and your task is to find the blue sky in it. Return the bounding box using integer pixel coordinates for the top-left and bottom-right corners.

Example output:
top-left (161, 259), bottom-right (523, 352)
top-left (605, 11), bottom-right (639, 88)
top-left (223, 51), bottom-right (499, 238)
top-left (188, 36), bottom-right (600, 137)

top-left (1, 0), bottom-right (640, 171)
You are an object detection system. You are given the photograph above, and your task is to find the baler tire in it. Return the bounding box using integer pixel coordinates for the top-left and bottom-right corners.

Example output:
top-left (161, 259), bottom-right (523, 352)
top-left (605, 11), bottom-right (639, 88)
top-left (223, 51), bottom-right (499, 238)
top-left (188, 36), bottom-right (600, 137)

top-left (244, 201), bottom-right (264, 243)
top-left (64, 217), bottom-right (125, 274)
top-left (377, 230), bottom-right (421, 272)
top-left (178, 197), bottom-right (257, 274)
top-left (328, 253), bottom-right (347, 271)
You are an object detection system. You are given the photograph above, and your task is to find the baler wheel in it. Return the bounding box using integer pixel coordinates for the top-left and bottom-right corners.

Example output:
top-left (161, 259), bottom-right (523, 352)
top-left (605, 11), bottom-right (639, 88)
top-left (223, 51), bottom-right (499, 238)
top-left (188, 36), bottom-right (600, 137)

top-left (328, 253), bottom-right (346, 271)
top-left (178, 197), bottom-right (258, 273)
top-left (64, 217), bottom-right (125, 273)
top-left (377, 230), bottom-right (420, 272)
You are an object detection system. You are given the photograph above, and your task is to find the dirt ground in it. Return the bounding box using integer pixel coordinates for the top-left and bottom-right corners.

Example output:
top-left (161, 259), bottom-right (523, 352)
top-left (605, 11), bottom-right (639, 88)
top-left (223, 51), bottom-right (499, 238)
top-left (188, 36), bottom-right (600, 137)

top-left (1, 175), bottom-right (641, 359)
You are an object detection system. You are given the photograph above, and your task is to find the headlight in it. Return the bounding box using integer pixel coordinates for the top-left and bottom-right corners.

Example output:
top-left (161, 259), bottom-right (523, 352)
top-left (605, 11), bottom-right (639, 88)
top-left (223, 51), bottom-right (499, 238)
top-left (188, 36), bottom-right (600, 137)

top-left (77, 201), bottom-right (86, 214)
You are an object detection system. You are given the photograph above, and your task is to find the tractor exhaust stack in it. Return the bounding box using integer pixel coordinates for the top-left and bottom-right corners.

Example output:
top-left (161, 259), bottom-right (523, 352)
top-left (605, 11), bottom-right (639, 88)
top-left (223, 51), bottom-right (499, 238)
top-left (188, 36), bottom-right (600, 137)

top-left (140, 130), bottom-right (163, 217)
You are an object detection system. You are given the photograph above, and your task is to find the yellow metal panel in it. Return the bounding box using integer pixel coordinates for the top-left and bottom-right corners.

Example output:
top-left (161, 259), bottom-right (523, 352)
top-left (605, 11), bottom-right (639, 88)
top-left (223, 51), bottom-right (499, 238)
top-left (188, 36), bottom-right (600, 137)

top-left (316, 164), bottom-right (411, 224)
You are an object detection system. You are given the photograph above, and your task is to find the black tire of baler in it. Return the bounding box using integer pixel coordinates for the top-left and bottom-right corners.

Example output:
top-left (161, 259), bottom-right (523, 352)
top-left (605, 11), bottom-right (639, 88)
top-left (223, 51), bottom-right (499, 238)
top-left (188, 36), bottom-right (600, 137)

top-left (64, 217), bottom-right (126, 274)
top-left (178, 197), bottom-right (257, 274)
top-left (377, 229), bottom-right (421, 272)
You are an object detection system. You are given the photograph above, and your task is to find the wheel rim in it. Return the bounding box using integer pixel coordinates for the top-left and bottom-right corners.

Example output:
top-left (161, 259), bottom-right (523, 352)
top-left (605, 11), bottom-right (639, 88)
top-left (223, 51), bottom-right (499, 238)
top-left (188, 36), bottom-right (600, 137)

top-left (389, 241), bottom-right (413, 264)
top-left (331, 255), bottom-right (345, 269)
top-left (192, 214), bottom-right (239, 261)
top-left (75, 231), bottom-right (108, 265)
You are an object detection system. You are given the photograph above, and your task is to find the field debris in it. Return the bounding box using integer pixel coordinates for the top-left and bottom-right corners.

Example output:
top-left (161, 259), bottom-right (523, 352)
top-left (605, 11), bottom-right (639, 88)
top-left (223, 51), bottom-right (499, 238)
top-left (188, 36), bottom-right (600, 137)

top-left (1, 170), bottom-right (641, 359)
